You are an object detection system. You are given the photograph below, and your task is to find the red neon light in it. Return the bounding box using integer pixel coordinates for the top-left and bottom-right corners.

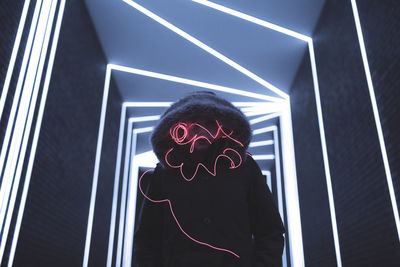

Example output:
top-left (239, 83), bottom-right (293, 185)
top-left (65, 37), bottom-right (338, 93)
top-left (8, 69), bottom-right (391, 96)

top-left (165, 147), bottom-right (242, 181)
top-left (138, 169), bottom-right (240, 258)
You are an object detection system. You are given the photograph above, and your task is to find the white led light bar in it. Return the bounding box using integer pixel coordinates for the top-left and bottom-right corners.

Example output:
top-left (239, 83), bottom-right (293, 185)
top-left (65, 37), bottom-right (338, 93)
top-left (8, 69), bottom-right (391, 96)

top-left (249, 140), bottom-right (274, 148)
top-left (110, 64), bottom-right (283, 102)
top-left (6, 1), bottom-right (66, 266)
top-left (0, 0), bottom-right (31, 122)
top-left (121, 0), bottom-right (288, 100)
top-left (351, 0), bottom-right (400, 241)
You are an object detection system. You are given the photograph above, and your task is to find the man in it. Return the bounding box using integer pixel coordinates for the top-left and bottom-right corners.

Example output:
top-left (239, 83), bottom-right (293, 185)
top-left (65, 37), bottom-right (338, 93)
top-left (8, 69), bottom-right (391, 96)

top-left (133, 91), bottom-right (285, 266)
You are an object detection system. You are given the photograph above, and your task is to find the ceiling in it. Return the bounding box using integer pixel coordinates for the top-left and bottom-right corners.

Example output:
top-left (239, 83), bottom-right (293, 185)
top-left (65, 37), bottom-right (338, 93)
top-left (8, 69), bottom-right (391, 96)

top-left (84, 0), bottom-right (326, 103)
top-left (83, 0), bottom-right (326, 168)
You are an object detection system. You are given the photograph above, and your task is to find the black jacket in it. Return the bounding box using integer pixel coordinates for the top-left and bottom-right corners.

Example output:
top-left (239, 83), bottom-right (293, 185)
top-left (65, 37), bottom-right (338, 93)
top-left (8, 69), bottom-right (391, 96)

top-left (133, 92), bottom-right (285, 266)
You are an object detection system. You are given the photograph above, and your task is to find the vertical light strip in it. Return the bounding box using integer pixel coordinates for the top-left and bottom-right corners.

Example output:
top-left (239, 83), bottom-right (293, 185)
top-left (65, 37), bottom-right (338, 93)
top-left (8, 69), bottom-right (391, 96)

top-left (82, 64), bottom-right (112, 267)
top-left (280, 104), bottom-right (304, 267)
top-left (261, 170), bottom-right (272, 192)
top-left (0, 0), bottom-right (52, 238)
top-left (351, 0), bottom-right (400, 241)
top-left (308, 40), bottom-right (342, 267)
top-left (0, 0), bottom-right (43, 224)
top-left (0, 0), bottom-right (31, 122)
top-left (106, 105), bottom-right (127, 267)
top-left (7, 1), bottom-right (66, 266)
top-left (115, 120), bottom-right (134, 267)
top-left (122, 129), bottom-right (139, 267)
top-left (121, 0), bottom-right (288, 100)
top-left (0, 0), bottom-right (57, 262)
top-left (273, 128), bottom-right (284, 219)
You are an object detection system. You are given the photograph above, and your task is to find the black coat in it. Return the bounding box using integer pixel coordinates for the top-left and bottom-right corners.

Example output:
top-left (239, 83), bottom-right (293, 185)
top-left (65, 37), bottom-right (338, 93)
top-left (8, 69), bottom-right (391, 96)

top-left (133, 92), bottom-right (285, 266)
top-left (133, 156), bottom-right (285, 267)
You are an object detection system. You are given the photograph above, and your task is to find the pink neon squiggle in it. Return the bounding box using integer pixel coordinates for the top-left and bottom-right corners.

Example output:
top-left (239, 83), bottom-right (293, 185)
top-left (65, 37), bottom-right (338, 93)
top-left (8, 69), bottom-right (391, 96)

top-left (138, 169), bottom-right (240, 258)
top-left (170, 120), bottom-right (244, 150)
top-left (165, 147), bottom-right (242, 181)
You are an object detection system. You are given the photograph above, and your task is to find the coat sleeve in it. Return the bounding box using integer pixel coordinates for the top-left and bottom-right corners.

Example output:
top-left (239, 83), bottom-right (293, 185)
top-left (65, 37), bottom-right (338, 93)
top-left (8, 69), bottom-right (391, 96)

top-left (247, 157), bottom-right (286, 267)
top-left (133, 170), bottom-right (164, 267)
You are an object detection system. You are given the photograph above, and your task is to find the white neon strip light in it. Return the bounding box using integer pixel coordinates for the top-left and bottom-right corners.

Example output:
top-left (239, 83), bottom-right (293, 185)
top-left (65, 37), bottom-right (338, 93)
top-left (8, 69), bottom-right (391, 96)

top-left (262, 170), bottom-right (272, 193)
top-left (7, 1), bottom-right (65, 266)
top-left (308, 41), bottom-right (342, 267)
top-left (253, 125), bottom-right (277, 135)
top-left (121, 0), bottom-right (288, 100)
top-left (122, 130), bottom-right (139, 267)
top-left (0, 0), bottom-right (43, 219)
top-left (110, 64), bottom-right (283, 102)
top-left (0, 0), bottom-right (31, 122)
top-left (129, 115), bottom-right (161, 123)
top-left (124, 102), bottom-right (172, 107)
top-left (280, 105), bottom-right (304, 267)
top-left (133, 127), bottom-right (154, 134)
top-left (106, 106), bottom-right (127, 267)
top-left (83, 65), bottom-right (112, 267)
top-left (249, 140), bottom-right (273, 148)
top-left (351, 0), bottom-right (400, 241)
top-left (252, 154), bottom-right (275, 160)
top-left (245, 110), bottom-right (274, 117)
top-left (0, 0), bottom-right (57, 262)
top-left (249, 112), bottom-right (280, 125)
top-left (192, 0), bottom-right (311, 42)
top-left (115, 121), bottom-right (135, 267)
top-left (0, 0), bottom-right (52, 239)
top-left (273, 128), bottom-right (284, 219)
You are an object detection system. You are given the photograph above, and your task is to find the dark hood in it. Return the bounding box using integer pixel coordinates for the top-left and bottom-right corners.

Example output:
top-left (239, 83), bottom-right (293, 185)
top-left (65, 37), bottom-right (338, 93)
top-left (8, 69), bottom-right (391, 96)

top-left (151, 91), bottom-right (251, 169)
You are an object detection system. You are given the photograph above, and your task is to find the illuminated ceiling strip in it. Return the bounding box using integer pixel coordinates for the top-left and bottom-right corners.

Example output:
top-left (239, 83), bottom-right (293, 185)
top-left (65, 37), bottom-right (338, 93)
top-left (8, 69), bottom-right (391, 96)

top-left (249, 140), bottom-right (273, 148)
top-left (0, 0), bottom-right (56, 257)
top-left (7, 1), bottom-right (66, 266)
top-left (110, 64), bottom-right (283, 102)
top-left (0, 0), bottom-right (31, 122)
top-left (252, 154), bottom-right (275, 160)
top-left (121, 0), bottom-right (288, 100)
top-left (249, 112), bottom-right (280, 125)
top-left (0, 0), bottom-right (44, 212)
top-left (83, 64), bottom-right (112, 267)
top-left (192, 0), bottom-right (311, 42)
top-left (133, 126), bottom-right (154, 134)
top-left (252, 125), bottom-right (277, 135)
top-left (351, 0), bottom-right (400, 241)
top-left (129, 115), bottom-right (161, 122)
top-left (197, 1), bottom-right (339, 265)
top-left (245, 110), bottom-right (274, 117)
top-left (123, 102), bottom-right (172, 107)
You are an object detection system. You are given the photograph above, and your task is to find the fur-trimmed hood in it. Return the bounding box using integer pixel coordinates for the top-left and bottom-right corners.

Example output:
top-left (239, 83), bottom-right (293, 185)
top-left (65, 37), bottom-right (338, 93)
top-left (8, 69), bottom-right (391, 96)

top-left (151, 91), bottom-right (251, 169)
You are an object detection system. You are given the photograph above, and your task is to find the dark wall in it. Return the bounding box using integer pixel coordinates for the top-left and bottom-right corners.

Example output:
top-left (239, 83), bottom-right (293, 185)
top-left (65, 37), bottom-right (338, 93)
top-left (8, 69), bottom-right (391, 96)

top-left (0, 0), bottom-right (122, 266)
top-left (291, 1), bottom-right (400, 266)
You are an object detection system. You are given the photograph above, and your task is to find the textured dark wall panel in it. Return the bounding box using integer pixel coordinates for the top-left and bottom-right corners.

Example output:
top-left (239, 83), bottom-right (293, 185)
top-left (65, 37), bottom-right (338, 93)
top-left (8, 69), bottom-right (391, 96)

top-left (291, 0), bottom-right (400, 266)
top-left (11, 1), bottom-right (122, 266)
top-left (290, 51), bottom-right (337, 266)
top-left (356, 0), bottom-right (400, 220)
